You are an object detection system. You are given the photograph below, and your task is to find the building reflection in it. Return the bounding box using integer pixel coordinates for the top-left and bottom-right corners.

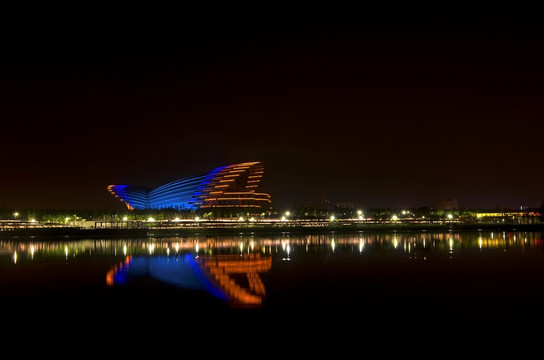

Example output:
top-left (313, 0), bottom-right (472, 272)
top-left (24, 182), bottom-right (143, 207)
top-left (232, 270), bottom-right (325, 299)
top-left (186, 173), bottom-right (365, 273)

top-left (105, 252), bottom-right (271, 307)
top-left (2, 231), bottom-right (543, 305)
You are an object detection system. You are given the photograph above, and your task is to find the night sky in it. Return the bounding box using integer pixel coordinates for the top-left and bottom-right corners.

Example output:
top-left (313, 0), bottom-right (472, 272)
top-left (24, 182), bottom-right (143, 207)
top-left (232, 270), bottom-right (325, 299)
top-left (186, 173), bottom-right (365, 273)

top-left (2, 6), bottom-right (543, 210)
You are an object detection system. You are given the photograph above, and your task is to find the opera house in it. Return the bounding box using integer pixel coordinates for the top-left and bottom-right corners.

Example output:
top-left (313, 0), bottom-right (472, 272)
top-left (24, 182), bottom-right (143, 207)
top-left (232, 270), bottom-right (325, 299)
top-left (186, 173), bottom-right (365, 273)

top-left (108, 161), bottom-right (271, 212)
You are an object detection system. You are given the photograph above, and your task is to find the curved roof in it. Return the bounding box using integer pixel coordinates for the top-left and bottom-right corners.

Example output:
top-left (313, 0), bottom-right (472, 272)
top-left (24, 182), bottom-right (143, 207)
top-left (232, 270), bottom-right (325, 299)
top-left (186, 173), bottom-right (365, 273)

top-left (108, 161), bottom-right (271, 211)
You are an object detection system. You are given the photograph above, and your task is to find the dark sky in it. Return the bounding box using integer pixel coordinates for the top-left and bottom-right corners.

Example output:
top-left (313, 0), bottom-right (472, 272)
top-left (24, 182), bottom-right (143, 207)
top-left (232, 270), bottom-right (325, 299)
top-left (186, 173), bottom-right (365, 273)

top-left (1, 6), bottom-right (543, 210)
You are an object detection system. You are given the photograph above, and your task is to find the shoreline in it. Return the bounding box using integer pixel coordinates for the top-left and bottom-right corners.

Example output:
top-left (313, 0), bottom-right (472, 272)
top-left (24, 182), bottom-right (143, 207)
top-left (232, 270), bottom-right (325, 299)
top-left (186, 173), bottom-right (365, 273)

top-left (0, 222), bottom-right (542, 239)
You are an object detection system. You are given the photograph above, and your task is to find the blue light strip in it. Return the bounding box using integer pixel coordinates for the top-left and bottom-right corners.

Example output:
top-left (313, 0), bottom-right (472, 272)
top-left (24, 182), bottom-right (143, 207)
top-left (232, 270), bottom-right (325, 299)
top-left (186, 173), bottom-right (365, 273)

top-left (109, 162), bottom-right (268, 211)
top-left (109, 185), bottom-right (150, 209)
top-left (190, 165), bottom-right (229, 204)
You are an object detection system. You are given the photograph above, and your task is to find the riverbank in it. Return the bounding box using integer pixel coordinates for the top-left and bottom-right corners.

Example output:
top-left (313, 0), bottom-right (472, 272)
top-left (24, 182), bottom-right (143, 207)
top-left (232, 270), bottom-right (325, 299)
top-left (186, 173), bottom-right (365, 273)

top-left (0, 222), bottom-right (542, 239)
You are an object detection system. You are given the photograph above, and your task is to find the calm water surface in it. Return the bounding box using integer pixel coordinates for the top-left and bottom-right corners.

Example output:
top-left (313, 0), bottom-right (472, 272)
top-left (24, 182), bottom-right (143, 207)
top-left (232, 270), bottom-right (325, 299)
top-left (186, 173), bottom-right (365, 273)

top-left (2, 230), bottom-right (544, 356)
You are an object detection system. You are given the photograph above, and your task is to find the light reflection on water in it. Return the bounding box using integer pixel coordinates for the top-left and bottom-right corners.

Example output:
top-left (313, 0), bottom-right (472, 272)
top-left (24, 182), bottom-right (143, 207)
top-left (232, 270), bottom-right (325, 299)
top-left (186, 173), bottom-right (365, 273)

top-left (1, 231), bottom-right (543, 308)
top-left (3, 231), bottom-right (544, 356)
top-left (2, 230), bottom-right (542, 262)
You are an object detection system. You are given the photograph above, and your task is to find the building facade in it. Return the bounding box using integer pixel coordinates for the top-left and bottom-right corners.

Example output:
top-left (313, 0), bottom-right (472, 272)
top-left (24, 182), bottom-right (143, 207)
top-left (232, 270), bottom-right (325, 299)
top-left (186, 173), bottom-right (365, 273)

top-left (108, 161), bottom-right (272, 212)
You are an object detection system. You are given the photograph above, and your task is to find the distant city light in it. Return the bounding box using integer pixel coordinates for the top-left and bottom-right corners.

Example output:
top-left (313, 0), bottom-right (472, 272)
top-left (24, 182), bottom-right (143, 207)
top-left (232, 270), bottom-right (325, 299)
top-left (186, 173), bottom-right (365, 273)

top-left (391, 215), bottom-right (398, 221)
top-left (330, 215), bottom-right (335, 221)
top-left (147, 217), bottom-right (155, 222)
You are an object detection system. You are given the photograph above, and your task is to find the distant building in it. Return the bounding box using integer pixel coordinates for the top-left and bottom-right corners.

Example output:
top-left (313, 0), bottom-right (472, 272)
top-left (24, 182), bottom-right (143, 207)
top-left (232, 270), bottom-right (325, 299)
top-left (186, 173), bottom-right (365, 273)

top-left (108, 161), bottom-right (271, 212)
top-left (438, 199), bottom-right (459, 210)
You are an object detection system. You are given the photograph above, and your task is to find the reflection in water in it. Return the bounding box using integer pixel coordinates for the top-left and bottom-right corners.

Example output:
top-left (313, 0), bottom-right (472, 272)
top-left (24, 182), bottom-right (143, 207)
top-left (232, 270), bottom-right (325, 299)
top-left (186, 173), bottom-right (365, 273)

top-left (1, 231), bottom-right (543, 308)
top-left (197, 253), bottom-right (270, 306)
top-left (3, 231), bottom-right (542, 260)
top-left (105, 253), bottom-right (271, 307)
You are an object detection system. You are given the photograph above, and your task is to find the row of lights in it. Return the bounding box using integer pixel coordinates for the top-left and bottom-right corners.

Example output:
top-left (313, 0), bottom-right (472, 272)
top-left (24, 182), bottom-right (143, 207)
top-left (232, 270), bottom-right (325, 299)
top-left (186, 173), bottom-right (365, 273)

top-left (133, 210), bottom-right (455, 223)
top-left (10, 210), bottom-right (455, 223)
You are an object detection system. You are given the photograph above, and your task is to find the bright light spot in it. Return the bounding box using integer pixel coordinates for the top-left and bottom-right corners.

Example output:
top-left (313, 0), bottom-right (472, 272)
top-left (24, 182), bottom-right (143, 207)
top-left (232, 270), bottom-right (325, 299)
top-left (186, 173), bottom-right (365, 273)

top-left (195, 216), bottom-right (200, 221)
top-left (238, 217), bottom-right (244, 222)
top-left (331, 239), bottom-right (335, 251)
top-left (122, 216), bottom-right (128, 221)
top-left (147, 217), bottom-right (155, 222)
top-left (402, 210), bottom-right (406, 215)
top-left (123, 244), bottom-right (127, 256)
top-left (65, 245), bottom-right (69, 258)
top-left (281, 216), bottom-right (287, 222)
top-left (195, 242), bottom-right (199, 253)
top-left (357, 210), bottom-right (362, 215)
top-left (391, 215), bottom-right (398, 221)
top-left (13, 251), bottom-right (17, 264)
top-left (393, 236), bottom-right (398, 248)
top-left (359, 238), bottom-right (364, 253)
top-left (149, 243), bottom-right (155, 254)
top-left (330, 215), bottom-right (335, 221)
top-left (30, 219), bottom-right (36, 223)
top-left (447, 214), bottom-right (453, 219)
top-left (359, 215), bottom-right (364, 220)
top-left (173, 217), bottom-right (180, 222)
top-left (285, 211), bottom-right (291, 217)
top-left (30, 246), bottom-right (34, 259)
top-left (65, 217), bottom-right (69, 221)
top-left (249, 217), bottom-right (255, 222)
top-left (13, 212), bottom-right (19, 217)
top-left (239, 241), bottom-right (244, 253)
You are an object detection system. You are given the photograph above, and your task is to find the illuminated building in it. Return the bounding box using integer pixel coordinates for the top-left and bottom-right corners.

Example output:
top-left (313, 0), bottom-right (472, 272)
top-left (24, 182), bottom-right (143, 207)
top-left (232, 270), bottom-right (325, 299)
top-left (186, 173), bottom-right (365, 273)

top-left (108, 161), bottom-right (271, 212)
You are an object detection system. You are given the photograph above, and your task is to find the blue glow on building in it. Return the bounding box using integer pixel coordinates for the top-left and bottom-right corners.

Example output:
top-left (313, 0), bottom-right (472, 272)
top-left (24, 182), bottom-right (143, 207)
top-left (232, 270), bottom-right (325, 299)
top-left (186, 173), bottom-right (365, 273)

top-left (108, 161), bottom-right (272, 211)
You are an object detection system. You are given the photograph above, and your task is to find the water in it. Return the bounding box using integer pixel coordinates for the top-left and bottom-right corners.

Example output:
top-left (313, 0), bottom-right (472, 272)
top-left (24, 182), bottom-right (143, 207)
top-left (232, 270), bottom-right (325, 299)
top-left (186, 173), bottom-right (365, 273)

top-left (2, 230), bottom-right (544, 357)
